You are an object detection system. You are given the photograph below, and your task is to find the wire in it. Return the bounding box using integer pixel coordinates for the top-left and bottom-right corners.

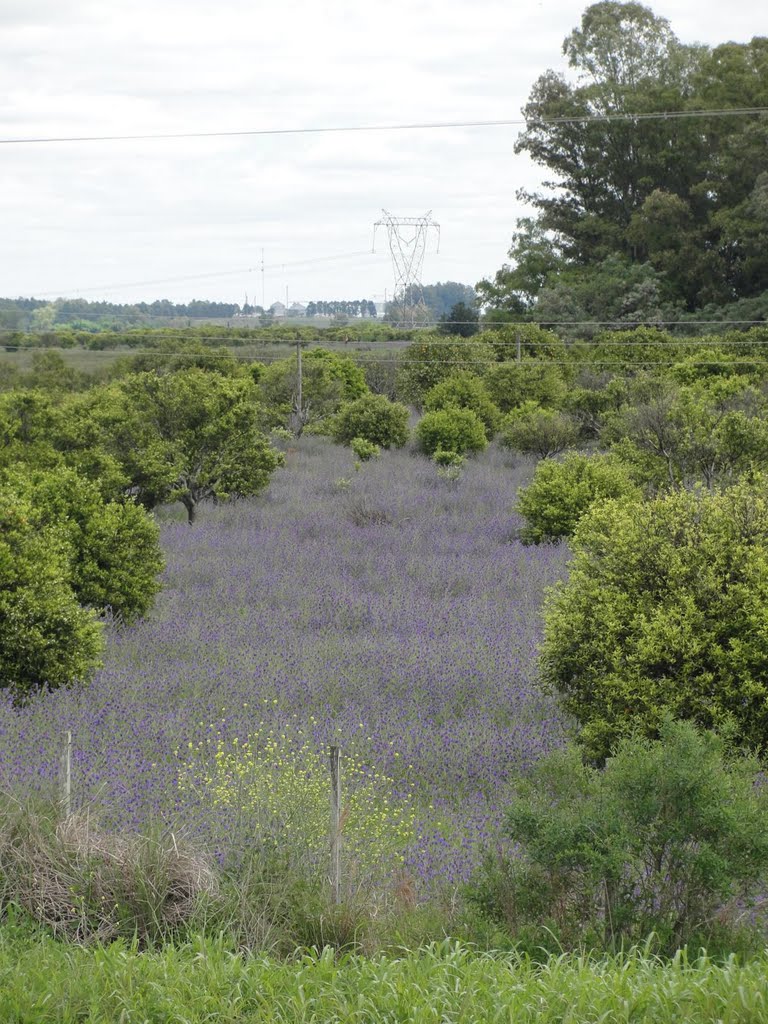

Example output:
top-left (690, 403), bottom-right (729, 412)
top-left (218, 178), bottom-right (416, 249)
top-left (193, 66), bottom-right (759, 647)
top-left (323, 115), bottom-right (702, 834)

top-left (5, 345), bottom-right (768, 369)
top-left (23, 251), bottom-right (380, 298)
top-left (2, 107), bottom-right (767, 146)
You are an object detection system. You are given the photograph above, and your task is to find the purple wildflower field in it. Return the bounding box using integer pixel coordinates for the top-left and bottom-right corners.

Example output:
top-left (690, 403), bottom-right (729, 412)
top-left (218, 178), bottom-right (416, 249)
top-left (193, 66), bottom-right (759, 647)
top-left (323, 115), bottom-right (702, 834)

top-left (0, 439), bottom-right (571, 893)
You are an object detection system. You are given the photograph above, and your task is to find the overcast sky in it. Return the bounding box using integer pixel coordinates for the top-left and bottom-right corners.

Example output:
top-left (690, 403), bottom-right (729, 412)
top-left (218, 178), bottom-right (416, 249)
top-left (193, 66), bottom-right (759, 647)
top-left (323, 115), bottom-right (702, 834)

top-left (0, 0), bottom-right (765, 308)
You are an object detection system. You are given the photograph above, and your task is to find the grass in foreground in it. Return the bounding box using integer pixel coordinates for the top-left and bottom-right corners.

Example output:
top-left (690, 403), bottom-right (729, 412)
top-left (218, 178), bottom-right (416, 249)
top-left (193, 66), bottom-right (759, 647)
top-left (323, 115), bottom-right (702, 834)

top-left (2, 918), bottom-right (768, 1024)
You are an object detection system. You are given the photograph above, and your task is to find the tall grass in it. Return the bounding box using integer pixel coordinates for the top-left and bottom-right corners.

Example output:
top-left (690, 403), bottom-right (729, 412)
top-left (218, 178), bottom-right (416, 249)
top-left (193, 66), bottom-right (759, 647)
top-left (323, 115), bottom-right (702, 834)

top-left (2, 924), bottom-right (768, 1023)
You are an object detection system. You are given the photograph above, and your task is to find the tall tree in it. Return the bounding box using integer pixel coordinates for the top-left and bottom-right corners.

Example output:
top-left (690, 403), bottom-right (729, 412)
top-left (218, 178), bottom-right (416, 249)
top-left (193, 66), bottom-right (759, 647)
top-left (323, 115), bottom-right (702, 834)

top-left (479, 3), bottom-right (768, 321)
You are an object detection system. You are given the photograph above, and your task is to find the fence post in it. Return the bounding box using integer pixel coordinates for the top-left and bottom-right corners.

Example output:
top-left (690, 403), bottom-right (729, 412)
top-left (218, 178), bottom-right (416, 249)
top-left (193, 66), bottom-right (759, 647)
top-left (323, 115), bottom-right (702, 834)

top-left (329, 745), bottom-right (341, 903)
top-left (60, 730), bottom-right (72, 819)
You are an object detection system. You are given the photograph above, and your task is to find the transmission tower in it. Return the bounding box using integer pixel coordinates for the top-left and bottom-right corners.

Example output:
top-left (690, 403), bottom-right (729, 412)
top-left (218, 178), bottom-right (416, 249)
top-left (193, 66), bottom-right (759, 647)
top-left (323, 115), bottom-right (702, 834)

top-left (373, 210), bottom-right (440, 326)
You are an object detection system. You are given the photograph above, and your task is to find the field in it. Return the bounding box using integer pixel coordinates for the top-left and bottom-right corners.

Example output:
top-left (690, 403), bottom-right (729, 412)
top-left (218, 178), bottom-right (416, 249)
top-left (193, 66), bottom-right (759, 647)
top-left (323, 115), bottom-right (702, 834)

top-left (0, 438), bottom-right (568, 895)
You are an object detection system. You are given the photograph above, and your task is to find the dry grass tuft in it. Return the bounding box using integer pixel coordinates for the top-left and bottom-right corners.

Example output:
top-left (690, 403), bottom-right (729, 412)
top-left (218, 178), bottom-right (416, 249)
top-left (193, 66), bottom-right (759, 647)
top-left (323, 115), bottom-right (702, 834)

top-left (0, 798), bottom-right (217, 945)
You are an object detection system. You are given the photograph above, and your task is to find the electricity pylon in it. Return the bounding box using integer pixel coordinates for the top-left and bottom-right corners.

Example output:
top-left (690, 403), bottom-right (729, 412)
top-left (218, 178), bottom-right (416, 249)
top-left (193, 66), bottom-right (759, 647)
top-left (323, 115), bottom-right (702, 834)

top-left (373, 210), bottom-right (440, 326)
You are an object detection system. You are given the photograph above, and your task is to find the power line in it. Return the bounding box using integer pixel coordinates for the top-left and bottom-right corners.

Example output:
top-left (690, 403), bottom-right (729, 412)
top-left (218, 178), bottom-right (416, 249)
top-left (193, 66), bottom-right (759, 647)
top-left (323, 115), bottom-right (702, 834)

top-left (5, 346), bottom-right (768, 369)
top-left (23, 251), bottom-right (379, 298)
top-left (2, 107), bottom-right (767, 147)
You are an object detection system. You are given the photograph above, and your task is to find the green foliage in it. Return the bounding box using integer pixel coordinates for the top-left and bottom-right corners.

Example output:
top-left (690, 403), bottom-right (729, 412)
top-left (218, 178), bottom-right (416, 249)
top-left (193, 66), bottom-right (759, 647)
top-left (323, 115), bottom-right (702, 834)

top-left (3, 466), bottom-right (163, 624)
top-left (0, 489), bottom-right (103, 695)
top-left (499, 402), bottom-right (580, 458)
top-left (349, 437), bottom-right (380, 462)
top-left (603, 378), bottom-right (768, 489)
top-left (481, 5), bottom-right (768, 325)
top-left (258, 348), bottom-right (368, 430)
top-left (481, 323), bottom-right (566, 362)
top-left (517, 452), bottom-right (642, 543)
top-left (437, 301), bottom-right (479, 337)
top-left (471, 720), bottom-right (768, 953)
top-left (415, 407), bottom-right (488, 457)
top-left (5, 935), bottom-right (768, 1022)
top-left (484, 361), bottom-right (569, 413)
top-left (331, 393), bottom-right (409, 448)
top-left (541, 483), bottom-right (768, 762)
top-left (423, 372), bottom-right (501, 437)
top-left (108, 369), bottom-right (283, 523)
top-left (432, 449), bottom-right (466, 468)
top-left (395, 336), bottom-right (495, 407)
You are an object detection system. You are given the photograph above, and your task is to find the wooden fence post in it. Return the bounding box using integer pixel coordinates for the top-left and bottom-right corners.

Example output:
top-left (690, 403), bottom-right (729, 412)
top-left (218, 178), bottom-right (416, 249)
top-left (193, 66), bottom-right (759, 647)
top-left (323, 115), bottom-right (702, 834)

top-left (60, 730), bottom-right (72, 819)
top-left (329, 745), bottom-right (341, 903)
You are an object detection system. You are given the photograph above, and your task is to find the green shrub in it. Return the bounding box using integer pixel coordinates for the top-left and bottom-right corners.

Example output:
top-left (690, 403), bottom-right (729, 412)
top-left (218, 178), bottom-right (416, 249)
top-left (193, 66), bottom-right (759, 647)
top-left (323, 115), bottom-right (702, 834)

top-left (332, 394), bottom-right (409, 448)
top-left (4, 465), bottom-right (164, 624)
top-left (484, 361), bottom-right (568, 413)
top-left (432, 449), bottom-right (465, 468)
top-left (469, 720), bottom-right (768, 954)
top-left (541, 482), bottom-right (768, 762)
top-left (395, 336), bottom-right (496, 407)
top-left (517, 452), bottom-right (642, 543)
top-left (499, 402), bottom-right (580, 459)
top-left (350, 437), bottom-right (381, 462)
top-left (0, 490), bottom-right (103, 696)
top-left (416, 408), bottom-right (488, 457)
top-left (423, 372), bottom-right (501, 437)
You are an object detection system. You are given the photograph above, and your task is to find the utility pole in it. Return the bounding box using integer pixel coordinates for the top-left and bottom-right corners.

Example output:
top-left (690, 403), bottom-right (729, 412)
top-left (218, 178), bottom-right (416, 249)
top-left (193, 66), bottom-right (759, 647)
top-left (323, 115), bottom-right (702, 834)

top-left (296, 337), bottom-right (302, 412)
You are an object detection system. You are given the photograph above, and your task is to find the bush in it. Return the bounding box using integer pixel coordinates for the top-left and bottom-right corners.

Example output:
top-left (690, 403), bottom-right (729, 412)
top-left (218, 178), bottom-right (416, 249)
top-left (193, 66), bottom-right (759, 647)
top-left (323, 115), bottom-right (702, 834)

top-left (499, 402), bottom-right (580, 459)
top-left (541, 482), bottom-right (768, 762)
top-left (423, 372), bottom-right (501, 438)
top-left (331, 394), bottom-right (409, 448)
top-left (395, 336), bottom-right (496, 407)
top-left (350, 437), bottom-right (381, 462)
top-left (0, 490), bottom-right (103, 696)
top-left (484, 361), bottom-right (568, 413)
top-left (416, 408), bottom-right (488, 457)
top-left (432, 449), bottom-right (465, 468)
top-left (468, 720), bottom-right (768, 954)
top-left (517, 452), bottom-right (642, 543)
top-left (5, 465), bottom-right (164, 624)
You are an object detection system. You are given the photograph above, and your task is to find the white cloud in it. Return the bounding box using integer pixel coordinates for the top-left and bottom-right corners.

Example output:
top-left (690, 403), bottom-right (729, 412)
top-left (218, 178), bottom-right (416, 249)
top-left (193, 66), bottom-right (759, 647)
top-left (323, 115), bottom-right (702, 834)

top-left (0, 0), bottom-right (766, 304)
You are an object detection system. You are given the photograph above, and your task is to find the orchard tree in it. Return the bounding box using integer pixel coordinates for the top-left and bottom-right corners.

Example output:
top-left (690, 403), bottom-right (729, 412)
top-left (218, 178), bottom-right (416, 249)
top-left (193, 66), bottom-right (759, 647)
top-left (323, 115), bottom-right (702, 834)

top-left (500, 402), bottom-right (580, 458)
top-left (395, 336), bottom-right (495, 408)
top-left (0, 490), bottom-right (103, 696)
top-left (541, 483), bottom-right (768, 762)
top-left (423, 372), bottom-right (501, 438)
top-left (331, 393), bottom-right (409, 448)
top-left (113, 369), bottom-right (284, 523)
top-left (516, 451), bottom-right (641, 543)
top-left (415, 407), bottom-right (488, 457)
top-left (5, 466), bottom-right (163, 623)
top-left (257, 347), bottom-right (368, 432)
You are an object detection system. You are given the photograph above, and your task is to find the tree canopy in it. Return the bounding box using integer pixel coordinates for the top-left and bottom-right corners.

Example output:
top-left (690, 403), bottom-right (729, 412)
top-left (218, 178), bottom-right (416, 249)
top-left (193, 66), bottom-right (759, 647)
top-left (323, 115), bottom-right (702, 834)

top-left (478, 2), bottom-right (768, 325)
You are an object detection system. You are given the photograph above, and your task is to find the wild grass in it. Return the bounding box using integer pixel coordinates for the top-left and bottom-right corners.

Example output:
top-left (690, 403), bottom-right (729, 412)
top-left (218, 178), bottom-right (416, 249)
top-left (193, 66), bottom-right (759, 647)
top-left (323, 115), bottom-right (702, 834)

top-left (2, 920), bottom-right (768, 1023)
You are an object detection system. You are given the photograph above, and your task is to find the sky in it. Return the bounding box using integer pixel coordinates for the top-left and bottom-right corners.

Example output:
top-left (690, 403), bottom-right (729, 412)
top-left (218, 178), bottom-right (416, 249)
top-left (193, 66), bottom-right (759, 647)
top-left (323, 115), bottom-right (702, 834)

top-left (0, 0), bottom-right (765, 309)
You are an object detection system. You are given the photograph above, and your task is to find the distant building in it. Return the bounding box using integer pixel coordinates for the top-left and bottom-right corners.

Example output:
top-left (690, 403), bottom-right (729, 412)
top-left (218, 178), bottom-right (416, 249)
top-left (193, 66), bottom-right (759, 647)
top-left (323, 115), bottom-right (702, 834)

top-left (288, 301), bottom-right (306, 316)
top-left (269, 301), bottom-right (287, 318)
